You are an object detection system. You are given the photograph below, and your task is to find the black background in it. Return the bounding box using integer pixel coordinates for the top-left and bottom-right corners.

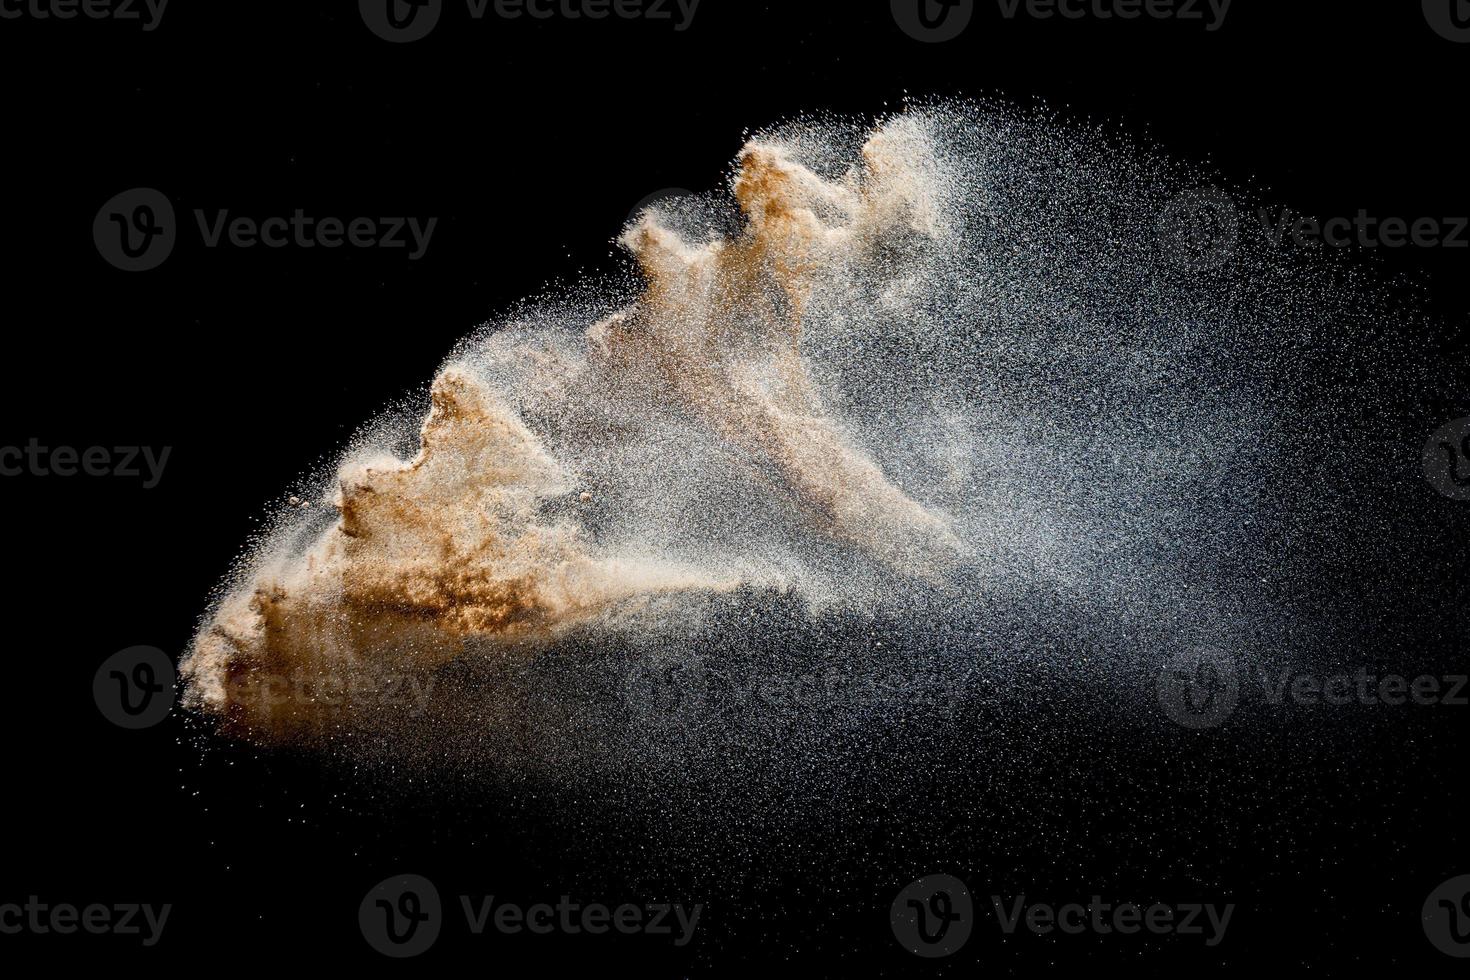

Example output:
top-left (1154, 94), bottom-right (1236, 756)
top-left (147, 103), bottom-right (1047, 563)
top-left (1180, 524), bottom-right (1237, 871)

top-left (2, 0), bottom-right (1467, 974)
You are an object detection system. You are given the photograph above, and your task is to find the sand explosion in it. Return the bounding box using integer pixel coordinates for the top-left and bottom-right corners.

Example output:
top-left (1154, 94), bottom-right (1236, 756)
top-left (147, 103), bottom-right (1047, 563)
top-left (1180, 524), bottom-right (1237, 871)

top-left (182, 104), bottom-right (1422, 750)
top-left (183, 117), bottom-right (971, 736)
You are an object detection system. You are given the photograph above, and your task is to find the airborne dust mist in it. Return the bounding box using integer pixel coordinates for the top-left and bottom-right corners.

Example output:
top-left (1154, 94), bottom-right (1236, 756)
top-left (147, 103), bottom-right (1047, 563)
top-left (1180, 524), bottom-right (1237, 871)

top-left (180, 102), bottom-right (1440, 812)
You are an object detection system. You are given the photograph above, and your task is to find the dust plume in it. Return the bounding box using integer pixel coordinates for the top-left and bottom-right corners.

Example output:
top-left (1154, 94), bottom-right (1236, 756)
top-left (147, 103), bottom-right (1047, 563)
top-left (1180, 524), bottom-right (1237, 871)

top-left (184, 116), bottom-right (974, 736)
top-left (181, 103), bottom-right (1435, 759)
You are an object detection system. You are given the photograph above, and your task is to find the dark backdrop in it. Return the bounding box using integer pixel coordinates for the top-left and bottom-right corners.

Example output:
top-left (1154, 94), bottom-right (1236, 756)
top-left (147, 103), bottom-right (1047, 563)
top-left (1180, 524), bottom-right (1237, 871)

top-left (2, 1), bottom-right (1466, 974)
